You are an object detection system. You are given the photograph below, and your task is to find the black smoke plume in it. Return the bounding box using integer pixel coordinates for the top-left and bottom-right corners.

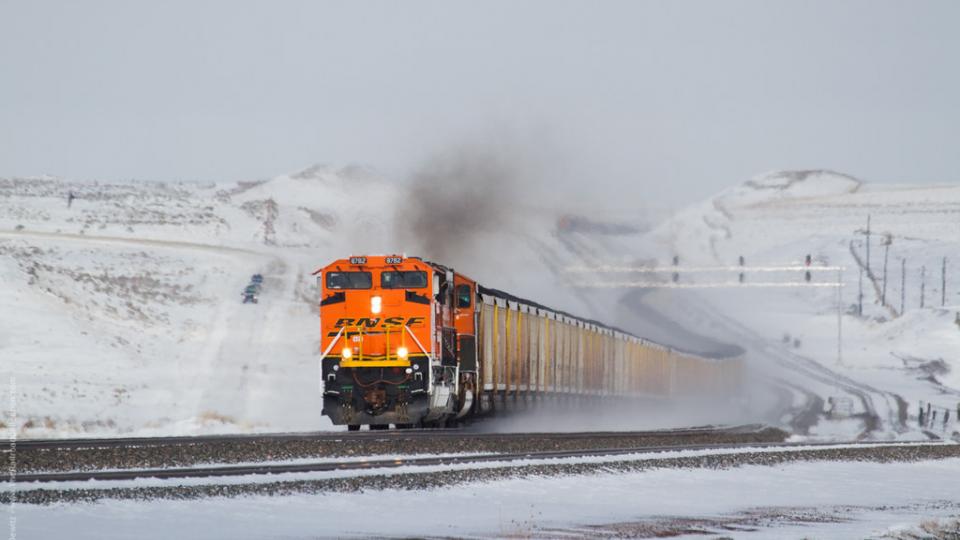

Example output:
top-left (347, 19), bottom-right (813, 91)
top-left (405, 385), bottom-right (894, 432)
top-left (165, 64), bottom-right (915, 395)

top-left (395, 143), bottom-right (522, 267)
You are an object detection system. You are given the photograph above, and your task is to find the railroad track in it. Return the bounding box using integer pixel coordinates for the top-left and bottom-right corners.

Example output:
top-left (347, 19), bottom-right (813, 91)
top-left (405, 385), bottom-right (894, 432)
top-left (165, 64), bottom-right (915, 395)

top-left (665, 289), bottom-right (906, 437)
top-left (8, 423), bottom-right (771, 451)
top-left (9, 424), bottom-right (792, 477)
top-left (13, 439), bottom-right (953, 484)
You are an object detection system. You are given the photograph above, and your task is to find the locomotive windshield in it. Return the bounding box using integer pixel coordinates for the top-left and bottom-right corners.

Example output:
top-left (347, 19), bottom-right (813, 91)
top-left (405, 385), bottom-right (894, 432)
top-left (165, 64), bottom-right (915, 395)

top-left (325, 271), bottom-right (372, 289)
top-left (381, 270), bottom-right (428, 289)
top-left (457, 284), bottom-right (472, 307)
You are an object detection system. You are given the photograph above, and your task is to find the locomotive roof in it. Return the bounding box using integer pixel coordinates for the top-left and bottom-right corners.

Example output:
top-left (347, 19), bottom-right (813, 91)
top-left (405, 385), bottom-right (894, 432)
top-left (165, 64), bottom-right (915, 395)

top-left (317, 255), bottom-right (743, 360)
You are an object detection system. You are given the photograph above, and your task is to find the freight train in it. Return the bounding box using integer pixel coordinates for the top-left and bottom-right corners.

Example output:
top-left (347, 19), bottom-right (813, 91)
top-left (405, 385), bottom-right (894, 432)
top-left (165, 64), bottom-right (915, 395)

top-left (316, 255), bottom-right (743, 430)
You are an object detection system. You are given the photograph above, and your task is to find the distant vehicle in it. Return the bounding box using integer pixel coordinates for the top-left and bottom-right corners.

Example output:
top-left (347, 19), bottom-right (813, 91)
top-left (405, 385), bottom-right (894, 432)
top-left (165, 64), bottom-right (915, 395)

top-left (825, 397), bottom-right (854, 419)
top-left (242, 284), bottom-right (259, 304)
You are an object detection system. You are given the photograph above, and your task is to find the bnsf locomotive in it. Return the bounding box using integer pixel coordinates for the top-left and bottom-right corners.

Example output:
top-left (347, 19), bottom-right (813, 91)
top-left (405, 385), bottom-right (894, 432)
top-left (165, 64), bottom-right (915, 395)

top-left (316, 255), bottom-right (742, 430)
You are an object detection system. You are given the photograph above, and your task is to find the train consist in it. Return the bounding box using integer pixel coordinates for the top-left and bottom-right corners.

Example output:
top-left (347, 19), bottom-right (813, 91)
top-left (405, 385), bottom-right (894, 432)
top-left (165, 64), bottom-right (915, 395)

top-left (316, 255), bottom-right (743, 430)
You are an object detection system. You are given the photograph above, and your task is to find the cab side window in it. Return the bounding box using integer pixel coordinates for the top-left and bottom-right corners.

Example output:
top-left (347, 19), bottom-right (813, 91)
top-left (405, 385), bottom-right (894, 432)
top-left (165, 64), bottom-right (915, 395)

top-left (456, 284), bottom-right (472, 308)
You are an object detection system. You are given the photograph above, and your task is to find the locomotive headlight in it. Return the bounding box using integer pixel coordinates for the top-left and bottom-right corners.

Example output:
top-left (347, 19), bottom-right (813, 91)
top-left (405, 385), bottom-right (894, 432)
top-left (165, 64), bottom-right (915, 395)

top-left (397, 346), bottom-right (409, 359)
top-left (341, 347), bottom-right (352, 359)
top-left (405, 368), bottom-right (413, 374)
top-left (370, 295), bottom-right (382, 314)
top-left (332, 364), bottom-right (340, 371)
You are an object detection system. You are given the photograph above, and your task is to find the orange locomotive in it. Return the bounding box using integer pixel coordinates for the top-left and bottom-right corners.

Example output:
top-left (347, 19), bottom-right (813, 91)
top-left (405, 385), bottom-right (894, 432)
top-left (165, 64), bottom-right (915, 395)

top-left (316, 255), bottom-right (745, 430)
top-left (316, 255), bottom-right (478, 430)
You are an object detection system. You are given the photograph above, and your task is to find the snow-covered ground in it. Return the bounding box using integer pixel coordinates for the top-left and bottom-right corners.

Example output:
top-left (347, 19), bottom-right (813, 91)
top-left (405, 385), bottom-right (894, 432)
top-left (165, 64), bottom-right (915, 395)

top-left (2, 167), bottom-right (959, 440)
top-left (0, 167), bottom-right (628, 437)
top-left (0, 168), bottom-right (388, 436)
top-left (12, 457), bottom-right (960, 539)
top-left (622, 170), bottom-right (960, 440)
top-left (15, 441), bottom-right (949, 492)
top-left (4, 167), bottom-right (960, 539)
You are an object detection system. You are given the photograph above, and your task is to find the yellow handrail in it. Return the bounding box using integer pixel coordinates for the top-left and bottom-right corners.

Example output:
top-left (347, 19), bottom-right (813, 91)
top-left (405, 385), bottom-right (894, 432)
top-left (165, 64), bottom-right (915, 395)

top-left (339, 324), bottom-right (412, 368)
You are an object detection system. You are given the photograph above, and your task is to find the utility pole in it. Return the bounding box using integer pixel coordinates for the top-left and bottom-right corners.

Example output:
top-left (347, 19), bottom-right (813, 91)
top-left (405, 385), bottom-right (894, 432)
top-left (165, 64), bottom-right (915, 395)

top-left (943, 257), bottom-right (948, 307)
top-left (837, 268), bottom-right (843, 366)
top-left (921, 265), bottom-right (926, 309)
top-left (865, 214), bottom-right (871, 274)
top-left (900, 258), bottom-right (906, 315)
top-left (881, 235), bottom-right (891, 306)
top-left (858, 267), bottom-right (864, 316)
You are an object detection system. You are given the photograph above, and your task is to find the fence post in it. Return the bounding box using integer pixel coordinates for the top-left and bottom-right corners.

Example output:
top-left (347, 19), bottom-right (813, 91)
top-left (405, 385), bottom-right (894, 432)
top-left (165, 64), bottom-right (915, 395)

top-left (672, 255), bottom-right (679, 283)
top-left (738, 256), bottom-right (745, 284)
top-left (919, 402), bottom-right (926, 427)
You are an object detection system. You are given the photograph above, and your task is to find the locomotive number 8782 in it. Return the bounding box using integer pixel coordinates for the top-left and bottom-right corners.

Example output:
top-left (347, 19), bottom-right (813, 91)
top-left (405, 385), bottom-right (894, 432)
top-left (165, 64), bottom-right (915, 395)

top-left (315, 255), bottom-right (743, 430)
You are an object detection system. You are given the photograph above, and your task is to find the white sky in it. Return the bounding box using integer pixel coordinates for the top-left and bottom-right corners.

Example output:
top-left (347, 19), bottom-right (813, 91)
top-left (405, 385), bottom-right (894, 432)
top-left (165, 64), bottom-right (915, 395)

top-left (1, 1), bottom-right (958, 206)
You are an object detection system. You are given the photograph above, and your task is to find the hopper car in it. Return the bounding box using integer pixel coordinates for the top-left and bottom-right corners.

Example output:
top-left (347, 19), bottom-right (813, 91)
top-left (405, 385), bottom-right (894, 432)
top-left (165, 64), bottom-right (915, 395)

top-left (316, 255), bottom-right (742, 430)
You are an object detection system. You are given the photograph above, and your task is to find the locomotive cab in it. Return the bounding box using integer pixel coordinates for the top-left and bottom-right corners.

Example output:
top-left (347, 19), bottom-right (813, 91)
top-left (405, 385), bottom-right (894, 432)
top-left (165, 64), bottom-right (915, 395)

top-left (316, 255), bottom-right (478, 429)
top-left (314, 255), bottom-right (744, 431)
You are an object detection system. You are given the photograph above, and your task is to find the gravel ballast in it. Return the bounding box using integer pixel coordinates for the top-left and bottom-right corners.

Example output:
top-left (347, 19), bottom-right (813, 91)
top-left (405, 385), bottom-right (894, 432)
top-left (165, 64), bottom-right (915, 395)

top-left (9, 426), bottom-right (787, 473)
top-left (6, 441), bottom-right (959, 505)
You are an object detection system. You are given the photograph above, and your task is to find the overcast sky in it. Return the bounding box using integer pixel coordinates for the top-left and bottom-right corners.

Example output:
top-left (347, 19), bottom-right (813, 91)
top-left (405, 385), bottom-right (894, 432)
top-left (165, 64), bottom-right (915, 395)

top-left (1, 1), bottom-right (958, 206)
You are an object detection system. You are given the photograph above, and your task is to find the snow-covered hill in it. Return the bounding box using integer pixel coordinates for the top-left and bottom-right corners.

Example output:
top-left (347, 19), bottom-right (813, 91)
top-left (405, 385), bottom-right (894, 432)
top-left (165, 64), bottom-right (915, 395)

top-left (2, 167), bottom-right (958, 440)
top-left (630, 170), bottom-right (960, 440)
top-left (0, 166), bottom-right (625, 437)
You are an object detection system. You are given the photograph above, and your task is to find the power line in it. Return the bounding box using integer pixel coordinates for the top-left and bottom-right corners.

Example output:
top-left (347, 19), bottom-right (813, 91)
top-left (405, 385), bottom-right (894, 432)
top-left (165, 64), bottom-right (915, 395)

top-left (570, 281), bottom-right (844, 289)
top-left (564, 265), bottom-right (844, 274)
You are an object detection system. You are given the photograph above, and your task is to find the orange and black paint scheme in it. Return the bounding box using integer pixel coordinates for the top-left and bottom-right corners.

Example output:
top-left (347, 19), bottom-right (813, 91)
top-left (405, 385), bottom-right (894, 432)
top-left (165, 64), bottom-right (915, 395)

top-left (316, 255), bottom-right (478, 430)
top-left (316, 255), bottom-right (746, 430)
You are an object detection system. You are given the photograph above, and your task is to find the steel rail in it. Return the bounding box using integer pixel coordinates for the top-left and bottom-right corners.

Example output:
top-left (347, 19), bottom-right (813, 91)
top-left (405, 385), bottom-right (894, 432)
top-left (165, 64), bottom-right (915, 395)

top-left (13, 439), bottom-right (952, 484)
top-left (7, 424), bottom-right (771, 452)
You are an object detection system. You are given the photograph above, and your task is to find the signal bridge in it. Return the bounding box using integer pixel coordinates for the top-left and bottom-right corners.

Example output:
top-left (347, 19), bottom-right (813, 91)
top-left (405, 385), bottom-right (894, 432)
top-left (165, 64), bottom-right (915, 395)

top-left (564, 263), bottom-right (845, 289)
top-left (563, 261), bottom-right (847, 365)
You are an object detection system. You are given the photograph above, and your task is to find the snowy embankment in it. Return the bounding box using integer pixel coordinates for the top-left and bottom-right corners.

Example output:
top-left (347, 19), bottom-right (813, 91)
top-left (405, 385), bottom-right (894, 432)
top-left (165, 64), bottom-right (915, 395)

top-left (14, 457), bottom-right (960, 539)
top-left (0, 168), bottom-right (404, 437)
top-left (2, 167), bottom-right (958, 440)
top-left (0, 167), bottom-right (614, 437)
top-left (630, 170), bottom-right (960, 440)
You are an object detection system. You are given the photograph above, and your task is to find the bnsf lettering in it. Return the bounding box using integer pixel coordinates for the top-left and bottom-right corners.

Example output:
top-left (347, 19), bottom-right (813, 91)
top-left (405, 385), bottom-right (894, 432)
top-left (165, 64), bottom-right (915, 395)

top-left (334, 317), bottom-right (424, 328)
